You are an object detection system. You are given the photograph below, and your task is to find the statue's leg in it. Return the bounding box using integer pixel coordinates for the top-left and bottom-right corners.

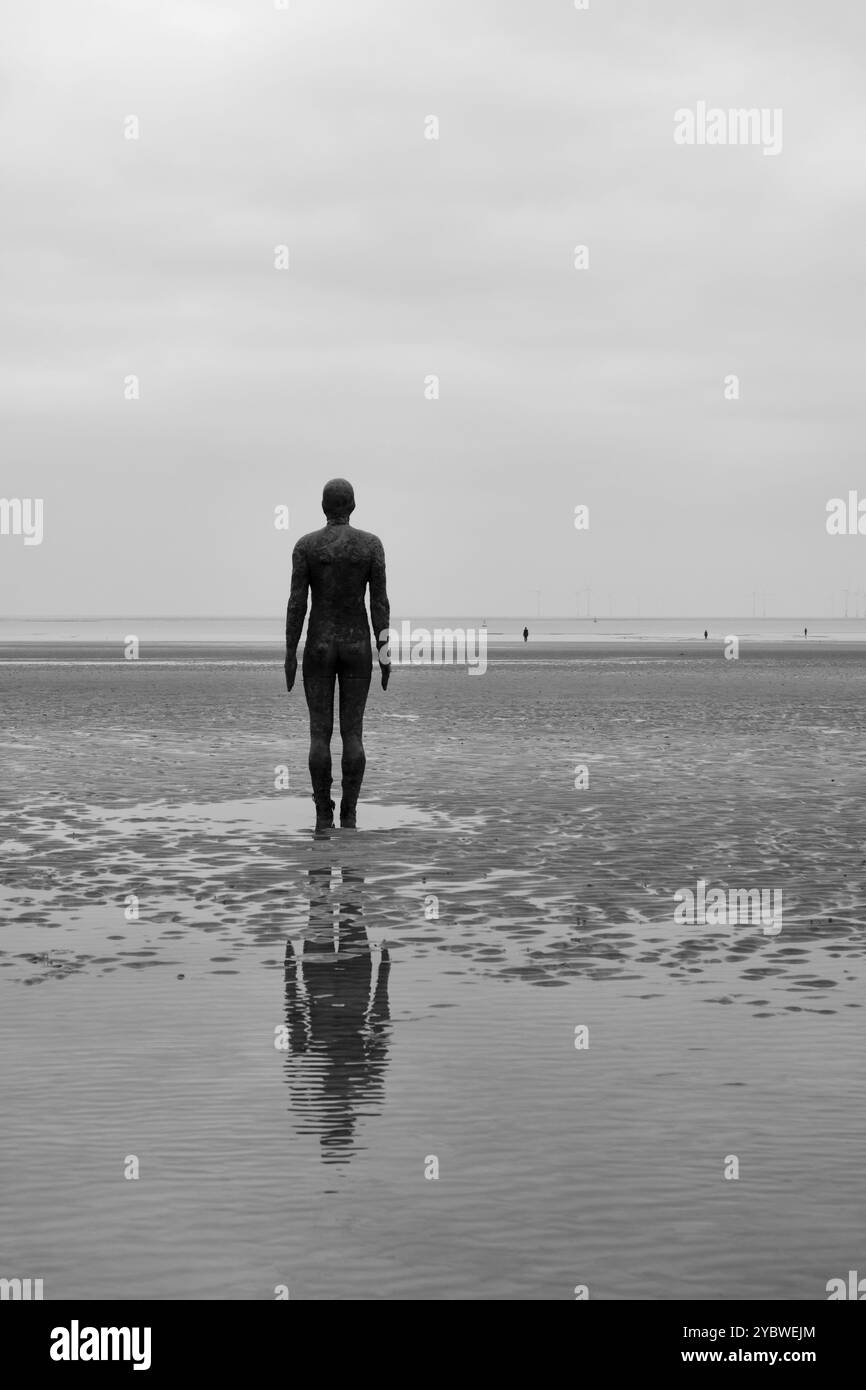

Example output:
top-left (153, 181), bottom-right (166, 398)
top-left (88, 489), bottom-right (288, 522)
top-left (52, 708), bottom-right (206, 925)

top-left (302, 643), bottom-right (337, 826)
top-left (337, 643), bottom-right (372, 828)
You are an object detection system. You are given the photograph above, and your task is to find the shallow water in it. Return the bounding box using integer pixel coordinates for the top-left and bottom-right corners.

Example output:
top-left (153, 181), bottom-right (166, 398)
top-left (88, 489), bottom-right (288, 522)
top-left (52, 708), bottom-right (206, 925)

top-left (1, 653), bottom-right (864, 1298)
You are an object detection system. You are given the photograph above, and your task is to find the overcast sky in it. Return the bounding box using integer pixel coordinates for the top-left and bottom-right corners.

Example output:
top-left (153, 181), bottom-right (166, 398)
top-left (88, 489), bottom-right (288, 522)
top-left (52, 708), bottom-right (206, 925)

top-left (2, 0), bottom-right (865, 618)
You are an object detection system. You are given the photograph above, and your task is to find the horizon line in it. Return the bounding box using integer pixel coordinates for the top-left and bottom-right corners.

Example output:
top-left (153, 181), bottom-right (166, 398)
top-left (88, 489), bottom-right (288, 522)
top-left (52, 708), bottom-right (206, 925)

top-left (0, 614), bottom-right (858, 624)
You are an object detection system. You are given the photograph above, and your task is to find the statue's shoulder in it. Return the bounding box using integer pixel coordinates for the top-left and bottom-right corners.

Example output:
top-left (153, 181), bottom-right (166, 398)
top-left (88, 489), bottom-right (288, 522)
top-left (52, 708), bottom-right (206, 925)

top-left (351, 527), bottom-right (384, 553)
top-left (293, 527), bottom-right (325, 553)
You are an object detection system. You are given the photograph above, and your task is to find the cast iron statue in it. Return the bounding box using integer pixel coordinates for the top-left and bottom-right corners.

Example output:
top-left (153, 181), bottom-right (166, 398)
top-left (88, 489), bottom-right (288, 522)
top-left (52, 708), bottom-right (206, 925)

top-left (285, 479), bottom-right (390, 830)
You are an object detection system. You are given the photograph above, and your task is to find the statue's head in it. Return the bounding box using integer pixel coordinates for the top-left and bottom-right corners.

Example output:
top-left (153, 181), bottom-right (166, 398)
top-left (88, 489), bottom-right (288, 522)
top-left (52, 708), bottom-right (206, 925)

top-left (322, 478), bottom-right (355, 521)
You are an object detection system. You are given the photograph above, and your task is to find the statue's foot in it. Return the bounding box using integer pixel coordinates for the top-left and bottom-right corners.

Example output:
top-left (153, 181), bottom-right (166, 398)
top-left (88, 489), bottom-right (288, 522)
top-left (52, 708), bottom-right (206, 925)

top-left (339, 800), bottom-right (357, 830)
top-left (314, 797), bottom-right (335, 832)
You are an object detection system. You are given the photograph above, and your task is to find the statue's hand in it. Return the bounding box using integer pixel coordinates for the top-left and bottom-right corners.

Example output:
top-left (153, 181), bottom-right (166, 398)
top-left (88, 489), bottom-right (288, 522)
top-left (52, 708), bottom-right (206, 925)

top-left (377, 638), bottom-right (391, 691)
top-left (284, 653), bottom-right (297, 693)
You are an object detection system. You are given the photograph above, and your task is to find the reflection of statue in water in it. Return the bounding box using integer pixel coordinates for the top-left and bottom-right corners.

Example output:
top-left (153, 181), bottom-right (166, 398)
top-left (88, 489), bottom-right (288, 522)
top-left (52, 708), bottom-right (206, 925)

top-left (285, 479), bottom-right (390, 832)
top-left (283, 862), bottom-right (391, 1163)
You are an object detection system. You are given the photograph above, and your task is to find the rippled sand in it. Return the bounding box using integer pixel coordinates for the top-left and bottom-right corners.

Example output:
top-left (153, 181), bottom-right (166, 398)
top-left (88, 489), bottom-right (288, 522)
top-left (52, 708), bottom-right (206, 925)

top-left (1, 648), bottom-right (864, 1299)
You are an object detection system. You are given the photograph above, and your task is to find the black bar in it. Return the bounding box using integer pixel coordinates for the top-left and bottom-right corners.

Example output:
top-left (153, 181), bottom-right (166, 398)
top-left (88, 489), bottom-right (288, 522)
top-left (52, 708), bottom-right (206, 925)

top-left (5, 1300), bottom-right (862, 1377)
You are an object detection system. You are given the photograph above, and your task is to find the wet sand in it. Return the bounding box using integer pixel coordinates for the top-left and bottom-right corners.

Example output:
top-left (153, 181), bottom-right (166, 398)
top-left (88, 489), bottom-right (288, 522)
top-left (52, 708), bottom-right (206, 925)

top-left (0, 637), bottom-right (859, 663)
top-left (1, 647), bottom-right (865, 1298)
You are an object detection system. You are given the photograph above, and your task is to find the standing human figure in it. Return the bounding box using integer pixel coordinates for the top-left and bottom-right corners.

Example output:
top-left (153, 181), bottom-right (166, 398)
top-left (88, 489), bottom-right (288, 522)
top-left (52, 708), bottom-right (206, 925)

top-left (285, 479), bottom-right (390, 830)
top-left (523, 626), bottom-right (529, 643)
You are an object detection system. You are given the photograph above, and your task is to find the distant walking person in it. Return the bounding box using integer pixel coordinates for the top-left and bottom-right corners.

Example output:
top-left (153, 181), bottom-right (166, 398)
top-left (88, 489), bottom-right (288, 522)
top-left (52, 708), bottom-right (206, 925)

top-left (804, 627), bottom-right (808, 638)
top-left (285, 479), bottom-right (390, 831)
top-left (523, 626), bottom-right (529, 642)
top-left (704, 629), bottom-right (708, 639)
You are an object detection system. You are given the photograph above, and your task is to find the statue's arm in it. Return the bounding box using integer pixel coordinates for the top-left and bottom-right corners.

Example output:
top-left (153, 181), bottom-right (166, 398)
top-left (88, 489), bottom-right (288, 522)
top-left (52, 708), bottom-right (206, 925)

top-left (285, 540), bottom-right (310, 654)
top-left (369, 536), bottom-right (390, 651)
top-left (284, 540), bottom-right (310, 691)
top-left (369, 537), bottom-right (391, 690)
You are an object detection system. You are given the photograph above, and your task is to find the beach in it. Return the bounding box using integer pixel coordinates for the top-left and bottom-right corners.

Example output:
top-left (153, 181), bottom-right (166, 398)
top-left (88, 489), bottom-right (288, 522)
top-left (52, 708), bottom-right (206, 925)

top-left (2, 643), bottom-right (865, 1299)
